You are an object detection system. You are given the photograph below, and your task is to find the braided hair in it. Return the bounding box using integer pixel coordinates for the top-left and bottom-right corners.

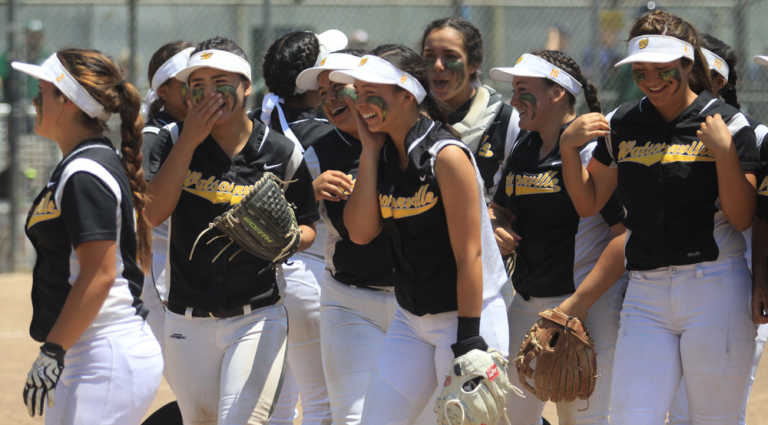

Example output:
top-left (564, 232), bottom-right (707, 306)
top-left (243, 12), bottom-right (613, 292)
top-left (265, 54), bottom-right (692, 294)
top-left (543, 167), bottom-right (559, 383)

top-left (263, 31), bottom-right (319, 98)
top-left (57, 49), bottom-right (151, 272)
top-left (531, 49), bottom-right (601, 113)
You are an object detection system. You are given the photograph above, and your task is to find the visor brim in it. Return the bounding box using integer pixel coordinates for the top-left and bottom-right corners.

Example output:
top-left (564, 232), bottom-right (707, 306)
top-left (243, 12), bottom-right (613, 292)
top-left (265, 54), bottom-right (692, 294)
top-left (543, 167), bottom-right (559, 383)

top-left (11, 62), bottom-right (53, 82)
top-left (614, 52), bottom-right (686, 67)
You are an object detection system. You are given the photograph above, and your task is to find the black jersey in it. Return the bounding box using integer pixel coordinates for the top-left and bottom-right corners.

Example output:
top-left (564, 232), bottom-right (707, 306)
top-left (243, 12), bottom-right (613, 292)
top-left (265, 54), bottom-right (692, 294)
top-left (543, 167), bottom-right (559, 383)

top-left (493, 127), bottom-right (623, 298)
top-left (26, 139), bottom-right (145, 342)
top-left (378, 117), bottom-right (506, 316)
top-left (593, 92), bottom-right (759, 270)
top-left (143, 118), bottom-right (319, 312)
top-left (752, 120), bottom-right (768, 221)
top-left (250, 107), bottom-right (335, 151)
top-left (304, 127), bottom-right (394, 287)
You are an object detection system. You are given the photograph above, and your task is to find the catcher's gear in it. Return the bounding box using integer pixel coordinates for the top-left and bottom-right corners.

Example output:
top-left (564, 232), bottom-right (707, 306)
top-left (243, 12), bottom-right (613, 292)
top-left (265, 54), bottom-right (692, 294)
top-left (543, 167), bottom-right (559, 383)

top-left (515, 307), bottom-right (597, 403)
top-left (435, 348), bottom-right (517, 425)
top-left (23, 342), bottom-right (65, 417)
top-left (189, 172), bottom-right (301, 264)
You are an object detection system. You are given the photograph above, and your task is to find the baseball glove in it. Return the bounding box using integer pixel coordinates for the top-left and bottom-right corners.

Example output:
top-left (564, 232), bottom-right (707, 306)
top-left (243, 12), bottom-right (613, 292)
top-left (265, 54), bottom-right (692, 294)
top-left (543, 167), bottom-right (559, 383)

top-left (189, 172), bottom-right (301, 264)
top-left (515, 307), bottom-right (597, 403)
top-left (435, 348), bottom-right (517, 425)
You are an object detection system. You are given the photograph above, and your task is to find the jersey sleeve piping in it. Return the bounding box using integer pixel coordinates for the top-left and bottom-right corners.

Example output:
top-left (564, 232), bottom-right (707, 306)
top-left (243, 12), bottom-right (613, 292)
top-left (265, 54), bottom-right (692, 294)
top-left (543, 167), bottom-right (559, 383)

top-left (54, 158), bottom-right (122, 208)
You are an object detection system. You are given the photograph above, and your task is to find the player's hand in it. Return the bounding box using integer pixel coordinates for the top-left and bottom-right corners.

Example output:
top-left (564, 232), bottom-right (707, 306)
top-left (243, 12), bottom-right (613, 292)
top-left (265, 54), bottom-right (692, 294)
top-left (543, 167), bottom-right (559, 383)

top-left (697, 113), bottom-right (732, 158)
top-left (344, 96), bottom-right (386, 151)
top-left (560, 113), bottom-right (610, 151)
top-left (179, 92), bottom-right (225, 148)
top-left (493, 222), bottom-right (522, 256)
top-left (556, 295), bottom-right (589, 323)
top-left (313, 170), bottom-right (354, 202)
top-left (23, 343), bottom-right (65, 417)
top-left (752, 279), bottom-right (768, 324)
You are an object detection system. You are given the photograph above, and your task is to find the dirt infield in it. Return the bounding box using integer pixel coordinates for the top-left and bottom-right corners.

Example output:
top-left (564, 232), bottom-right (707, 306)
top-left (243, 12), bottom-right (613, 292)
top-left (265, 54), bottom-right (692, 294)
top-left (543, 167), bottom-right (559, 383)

top-left (3, 272), bottom-right (767, 425)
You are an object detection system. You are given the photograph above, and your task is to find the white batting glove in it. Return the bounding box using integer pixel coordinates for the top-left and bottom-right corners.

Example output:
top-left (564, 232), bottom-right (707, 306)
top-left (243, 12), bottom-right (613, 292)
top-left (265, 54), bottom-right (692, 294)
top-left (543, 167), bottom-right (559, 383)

top-left (23, 342), bottom-right (65, 417)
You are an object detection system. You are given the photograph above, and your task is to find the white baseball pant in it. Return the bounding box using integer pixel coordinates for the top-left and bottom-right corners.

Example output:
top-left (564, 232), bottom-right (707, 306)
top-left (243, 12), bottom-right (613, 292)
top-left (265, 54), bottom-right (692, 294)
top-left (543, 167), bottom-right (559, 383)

top-left (610, 257), bottom-right (756, 425)
top-left (163, 303), bottom-right (288, 425)
top-left (46, 321), bottom-right (163, 425)
top-left (504, 275), bottom-right (627, 425)
top-left (668, 322), bottom-right (768, 425)
top-left (360, 294), bottom-right (509, 425)
top-left (319, 272), bottom-right (396, 424)
top-left (270, 254), bottom-right (331, 425)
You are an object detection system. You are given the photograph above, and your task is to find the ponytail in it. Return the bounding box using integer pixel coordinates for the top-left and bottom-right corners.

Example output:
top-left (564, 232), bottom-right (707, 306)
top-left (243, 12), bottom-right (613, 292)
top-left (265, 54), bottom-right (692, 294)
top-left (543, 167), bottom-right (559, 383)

top-left (115, 81), bottom-right (152, 273)
top-left (57, 49), bottom-right (152, 272)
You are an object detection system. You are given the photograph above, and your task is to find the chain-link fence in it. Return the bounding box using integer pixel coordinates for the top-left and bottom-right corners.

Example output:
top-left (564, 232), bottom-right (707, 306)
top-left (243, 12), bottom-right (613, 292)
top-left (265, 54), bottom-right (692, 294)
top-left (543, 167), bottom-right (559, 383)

top-left (0, 0), bottom-right (766, 270)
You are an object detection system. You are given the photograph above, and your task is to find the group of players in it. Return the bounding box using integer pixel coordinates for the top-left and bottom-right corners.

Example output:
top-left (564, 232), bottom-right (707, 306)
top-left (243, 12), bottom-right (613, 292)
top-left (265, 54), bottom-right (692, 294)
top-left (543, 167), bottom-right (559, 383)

top-left (14, 6), bottom-right (768, 425)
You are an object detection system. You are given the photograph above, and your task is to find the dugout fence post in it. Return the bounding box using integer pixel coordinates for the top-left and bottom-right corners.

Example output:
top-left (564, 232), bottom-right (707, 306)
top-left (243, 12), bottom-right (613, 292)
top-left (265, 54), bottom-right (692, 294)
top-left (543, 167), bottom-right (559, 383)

top-left (6, 0), bottom-right (21, 272)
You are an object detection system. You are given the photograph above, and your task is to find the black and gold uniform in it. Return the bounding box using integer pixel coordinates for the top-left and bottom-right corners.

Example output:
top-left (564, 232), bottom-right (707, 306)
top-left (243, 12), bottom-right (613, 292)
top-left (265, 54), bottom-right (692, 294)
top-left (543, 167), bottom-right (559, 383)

top-left (143, 117), bottom-right (318, 315)
top-left (593, 91), bottom-right (759, 270)
top-left (304, 127), bottom-right (394, 287)
top-left (27, 139), bottom-right (146, 341)
top-left (378, 117), bottom-right (506, 315)
top-left (445, 85), bottom-right (523, 199)
top-left (493, 126), bottom-right (624, 299)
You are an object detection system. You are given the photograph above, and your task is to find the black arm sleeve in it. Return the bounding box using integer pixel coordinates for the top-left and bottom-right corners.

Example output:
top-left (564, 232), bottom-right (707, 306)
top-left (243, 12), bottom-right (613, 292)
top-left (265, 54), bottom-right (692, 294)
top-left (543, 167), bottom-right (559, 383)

top-left (592, 136), bottom-right (614, 167)
top-left (733, 125), bottom-right (760, 173)
top-left (599, 190), bottom-right (625, 226)
top-left (60, 172), bottom-right (118, 247)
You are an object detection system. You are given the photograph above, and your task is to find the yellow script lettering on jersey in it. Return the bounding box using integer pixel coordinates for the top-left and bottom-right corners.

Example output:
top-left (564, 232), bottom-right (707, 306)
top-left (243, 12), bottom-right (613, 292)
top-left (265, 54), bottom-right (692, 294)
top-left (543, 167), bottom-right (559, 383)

top-left (27, 191), bottom-right (61, 228)
top-left (506, 170), bottom-right (561, 196)
top-left (617, 140), bottom-right (714, 166)
top-left (183, 170), bottom-right (254, 205)
top-left (379, 184), bottom-right (439, 219)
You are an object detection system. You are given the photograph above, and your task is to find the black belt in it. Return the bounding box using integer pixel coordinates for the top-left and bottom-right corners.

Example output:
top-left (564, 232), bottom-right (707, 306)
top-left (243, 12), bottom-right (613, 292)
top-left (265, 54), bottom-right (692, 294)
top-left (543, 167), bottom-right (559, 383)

top-left (167, 288), bottom-right (280, 319)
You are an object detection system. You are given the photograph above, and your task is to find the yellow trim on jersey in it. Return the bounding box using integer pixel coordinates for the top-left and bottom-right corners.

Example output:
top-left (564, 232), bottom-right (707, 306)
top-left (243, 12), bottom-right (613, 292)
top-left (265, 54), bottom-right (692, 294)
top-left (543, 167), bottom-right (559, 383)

top-left (27, 191), bottom-right (61, 229)
top-left (617, 140), bottom-right (714, 166)
top-left (505, 170), bottom-right (561, 196)
top-left (182, 170), bottom-right (254, 205)
top-left (758, 175), bottom-right (768, 197)
top-left (379, 184), bottom-right (439, 219)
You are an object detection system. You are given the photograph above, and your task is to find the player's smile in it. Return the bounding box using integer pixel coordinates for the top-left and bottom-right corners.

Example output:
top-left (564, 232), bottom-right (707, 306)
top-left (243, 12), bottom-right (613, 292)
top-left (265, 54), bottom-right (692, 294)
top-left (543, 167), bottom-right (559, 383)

top-left (318, 70), bottom-right (357, 134)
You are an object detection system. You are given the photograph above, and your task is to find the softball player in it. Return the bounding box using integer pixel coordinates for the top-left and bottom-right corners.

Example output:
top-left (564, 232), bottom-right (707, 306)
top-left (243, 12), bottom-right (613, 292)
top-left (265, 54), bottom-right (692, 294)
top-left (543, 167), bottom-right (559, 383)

top-left (143, 36), bottom-right (318, 425)
top-left (557, 10), bottom-right (758, 424)
top-left (420, 17), bottom-right (522, 201)
top-left (668, 34), bottom-right (768, 425)
top-left (140, 40), bottom-right (194, 349)
top-left (260, 30), bottom-right (347, 425)
top-left (488, 50), bottom-right (627, 425)
top-left (331, 45), bottom-right (509, 425)
top-left (295, 50), bottom-right (397, 424)
top-left (15, 49), bottom-right (163, 424)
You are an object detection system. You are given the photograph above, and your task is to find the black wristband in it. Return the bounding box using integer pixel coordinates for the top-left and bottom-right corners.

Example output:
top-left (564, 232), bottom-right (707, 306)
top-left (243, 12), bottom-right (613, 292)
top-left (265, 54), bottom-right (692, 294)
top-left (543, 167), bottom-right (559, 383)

top-left (457, 316), bottom-right (481, 341)
top-left (41, 342), bottom-right (66, 368)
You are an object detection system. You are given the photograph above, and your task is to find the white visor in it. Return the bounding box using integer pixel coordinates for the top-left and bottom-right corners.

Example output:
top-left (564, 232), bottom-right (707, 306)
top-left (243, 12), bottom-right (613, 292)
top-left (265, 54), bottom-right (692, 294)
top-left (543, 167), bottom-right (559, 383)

top-left (754, 55), bottom-right (768, 68)
top-left (315, 29), bottom-right (348, 66)
top-left (615, 35), bottom-right (694, 67)
top-left (12, 53), bottom-right (110, 120)
top-left (489, 53), bottom-right (583, 96)
top-left (701, 48), bottom-right (729, 81)
top-left (152, 47), bottom-right (195, 91)
top-left (329, 55), bottom-right (427, 103)
top-left (175, 49), bottom-right (252, 83)
top-left (296, 53), bottom-right (361, 92)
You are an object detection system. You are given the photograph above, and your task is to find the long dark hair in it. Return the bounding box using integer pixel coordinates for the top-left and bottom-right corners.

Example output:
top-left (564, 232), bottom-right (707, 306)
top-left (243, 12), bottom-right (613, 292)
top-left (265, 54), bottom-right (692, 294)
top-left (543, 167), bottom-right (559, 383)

top-left (57, 49), bottom-right (151, 271)
top-left (420, 17), bottom-right (483, 82)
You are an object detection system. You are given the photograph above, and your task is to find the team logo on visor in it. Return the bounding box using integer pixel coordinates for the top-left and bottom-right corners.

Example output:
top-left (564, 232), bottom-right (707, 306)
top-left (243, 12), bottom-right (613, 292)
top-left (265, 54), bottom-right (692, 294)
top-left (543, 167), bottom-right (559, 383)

top-left (200, 52), bottom-right (214, 60)
top-left (56, 73), bottom-right (65, 83)
top-left (638, 38), bottom-right (649, 49)
top-left (399, 75), bottom-right (408, 84)
top-left (550, 69), bottom-right (559, 78)
top-left (320, 57), bottom-right (327, 66)
top-left (359, 57), bottom-right (368, 66)
top-left (516, 56), bottom-right (523, 64)
top-left (714, 59), bottom-right (723, 70)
